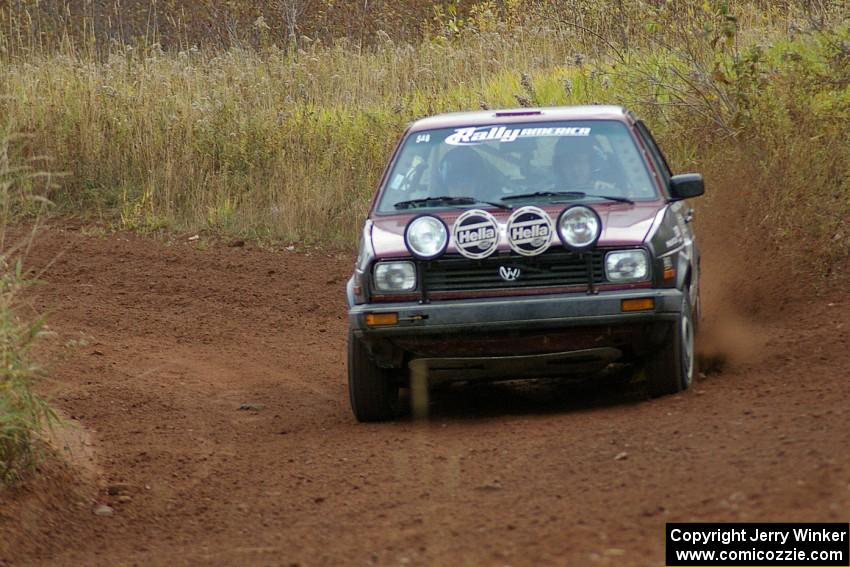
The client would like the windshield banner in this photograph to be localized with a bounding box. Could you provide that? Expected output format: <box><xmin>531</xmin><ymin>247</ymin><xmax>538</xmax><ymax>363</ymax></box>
<box><xmin>444</xmin><ymin>126</ymin><xmax>591</xmax><ymax>146</ymax></box>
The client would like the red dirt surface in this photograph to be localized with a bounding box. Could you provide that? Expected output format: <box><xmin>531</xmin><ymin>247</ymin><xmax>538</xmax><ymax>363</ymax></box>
<box><xmin>1</xmin><ymin>221</ymin><xmax>848</xmax><ymax>566</ymax></box>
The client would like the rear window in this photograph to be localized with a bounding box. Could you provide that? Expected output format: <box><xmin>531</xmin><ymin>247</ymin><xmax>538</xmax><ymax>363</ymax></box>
<box><xmin>376</xmin><ymin>120</ymin><xmax>658</xmax><ymax>213</ymax></box>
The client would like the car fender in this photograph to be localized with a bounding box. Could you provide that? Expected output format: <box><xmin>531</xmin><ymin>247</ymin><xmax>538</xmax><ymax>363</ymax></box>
<box><xmin>346</xmin><ymin>276</ymin><xmax>358</xmax><ymax>309</ymax></box>
<box><xmin>646</xmin><ymin>204</ymin><xmax>696</xmax><ymax>292</ymax></box>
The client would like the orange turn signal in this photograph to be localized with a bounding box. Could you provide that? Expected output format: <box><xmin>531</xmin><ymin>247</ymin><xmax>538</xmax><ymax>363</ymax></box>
<box><xmin>663</xmin><ymin>267</ymin><xmax>676</xmax><ymax>280</ymax></box>
<box><xmin>366</xmin><ymin>313</ymin><xmax>399</xmax><ymax>326</ymax></box>
<box><xmin>622</xmin><ymin>298</ymin><xmax>655</xmax><ymax>312</ymax></box>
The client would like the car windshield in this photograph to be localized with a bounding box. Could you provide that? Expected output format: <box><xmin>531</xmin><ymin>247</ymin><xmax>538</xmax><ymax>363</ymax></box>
<box><xmin>376</xmin><ymin>119</ymin><xmax>658</xmax><ymax>212</ymax></box>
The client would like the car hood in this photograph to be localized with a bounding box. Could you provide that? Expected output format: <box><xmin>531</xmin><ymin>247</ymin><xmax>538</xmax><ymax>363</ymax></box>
<box><xmin>369</xmin><ymin>202</ymin><xmax>662</xmax><ymax>258</ymax></box>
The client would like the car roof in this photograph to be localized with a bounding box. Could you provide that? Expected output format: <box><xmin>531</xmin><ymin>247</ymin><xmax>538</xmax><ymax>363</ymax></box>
<box><xmin>407</xmin><ymin>105</ymin><xmax>633</xmax><ymax>133</ymax></box>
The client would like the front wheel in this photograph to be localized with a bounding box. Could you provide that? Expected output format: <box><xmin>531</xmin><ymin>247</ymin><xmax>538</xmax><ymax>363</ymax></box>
<box><xmin>645</xmin><ymin>291</ymin><xmax>696</xmax><ymax>397</ymax></box>
<box><xmin>348</xmin><ymin>330</ymin><xmax>400</xmax><ymax>422</ymax></box>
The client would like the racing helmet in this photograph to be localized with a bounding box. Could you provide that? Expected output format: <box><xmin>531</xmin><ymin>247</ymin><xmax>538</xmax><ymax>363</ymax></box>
<box><xmin>552</xmin><ymin>135</ymin><xmax>598</xmax><ymax>186</ymax></box>
<box><xmin>437</xmin><ymin>147</ymin><xmax>488</xmax><ymax>197</ymax></box>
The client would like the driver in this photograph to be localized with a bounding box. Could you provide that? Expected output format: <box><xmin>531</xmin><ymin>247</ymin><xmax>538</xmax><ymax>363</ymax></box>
<box><xmin>552</xmin><ymin>136</ymin><xmax>616</xmax><ymax>193</ymax></box>
<box><xmin>437</xmin><ymin>147</ymin><xmax>490</xmax><ymax>200</ymax></box>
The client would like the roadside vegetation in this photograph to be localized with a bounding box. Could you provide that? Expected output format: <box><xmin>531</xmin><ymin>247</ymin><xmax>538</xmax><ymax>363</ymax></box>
<box><xmin>0</xmin><ymin>1</ymin><xmax>847</xmax><ymax>272</ymax></box>
<box><xmin>0</xmin><ymin>128</ymin><xmax>56</xmax><ymax>486</ymax></box>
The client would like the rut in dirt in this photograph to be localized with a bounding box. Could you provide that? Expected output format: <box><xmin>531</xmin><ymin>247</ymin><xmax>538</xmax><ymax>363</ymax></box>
<box><xmin>0</xmin><ymin>222</ymin><xmax>848</xmax><ymax>567</ymax></box>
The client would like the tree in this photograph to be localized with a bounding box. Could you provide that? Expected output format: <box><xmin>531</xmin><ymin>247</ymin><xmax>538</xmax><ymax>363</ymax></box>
<box><xmin>275</xmin><ymin>0</ymin><xmax>313</xmax><ymax>51</ymax></box>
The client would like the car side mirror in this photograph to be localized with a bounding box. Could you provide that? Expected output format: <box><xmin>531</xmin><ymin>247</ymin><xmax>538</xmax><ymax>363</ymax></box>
<box><xmin>669</xmin><ymin>173</ymin><xmax>704</xmax><ymax>200</ymax></box>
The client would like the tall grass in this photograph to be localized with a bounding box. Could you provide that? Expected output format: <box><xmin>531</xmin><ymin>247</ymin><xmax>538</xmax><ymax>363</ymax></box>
<box><xmin>0</xmin><ymin>128</ymin><xmax>56</xmax><ymax>485</ymax></box>
<box><xmin>0</xmin><ymin>1</ymin><xmax>846</xmax><ymax>269</ymax></box>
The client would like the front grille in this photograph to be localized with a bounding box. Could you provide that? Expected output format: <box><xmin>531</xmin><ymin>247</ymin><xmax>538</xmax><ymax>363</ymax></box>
<box><xmin>421</xmin><ymin>250</ymin><xmax>605</xmax><ymax>293</ymax></box>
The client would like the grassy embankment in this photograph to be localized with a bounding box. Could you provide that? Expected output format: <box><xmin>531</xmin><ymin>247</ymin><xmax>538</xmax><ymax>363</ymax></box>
<box><xmin>0</xmin><ymin>1</ymin><xmax>847</xmax><ymax>272</ymax></box>
<box><xmin>0</xmin><ymin>129</ymin><xmax>55</xmax><ymax>486</ymax></box>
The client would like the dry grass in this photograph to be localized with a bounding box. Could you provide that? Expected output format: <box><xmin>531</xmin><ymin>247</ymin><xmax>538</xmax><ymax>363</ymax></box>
<box><xmin>0</xmin><ymin>1</ymin><xmax>846</xmax><ymax>271</ymax></box>
<box><xmin>0</xmin><ymin>129</ymin><xmax>56</xmax><ymax>486</ymax></box>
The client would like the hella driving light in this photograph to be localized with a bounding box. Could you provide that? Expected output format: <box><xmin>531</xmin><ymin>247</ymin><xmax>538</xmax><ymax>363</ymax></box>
<box><xmin>373</xmin><ymin>261</ymin><xmax>416</xmax><ymax>292</ymax></box>
<box><xmin>453</xmin><ymin>209</ymin><xmax>500</xmax><ymax>259</ymax></box>
<box><xmin>404</xmin><ymin>215</ymin><xmax>449</xmax><ymax>260</ymax></box>
<box><xmin>557</xmin><ymin>206</ymin><xmax>601</xmax><ymax>251</ymax></box>
<box><xmin>605</xmin><ymin>250</ymin><xmax>650</xmax><ymax>282</ymax></box>
<box><xmin>505</xmin><ymin>206</ymin><xmax>553</xmax><ymax>256</ymax></box>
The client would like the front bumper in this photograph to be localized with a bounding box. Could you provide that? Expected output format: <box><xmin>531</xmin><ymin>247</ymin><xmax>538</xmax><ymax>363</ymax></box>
<box><xmin>349</xmin><ymin>288</ymin><xmax>684</xmax><ymax>336</ymax></box>
<box><xmin>349</xmin><ymin>288</ymin><xmax>684</xmax><ymax>378</ymax></box>
<box><xmin>348</xmin><ymin>288</ymin><xmax>684</xmax><ymax>374</ymax></box>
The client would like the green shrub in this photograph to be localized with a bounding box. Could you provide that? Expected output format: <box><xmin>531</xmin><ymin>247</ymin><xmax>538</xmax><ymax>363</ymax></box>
<box><xmin>0</xmin><ymin>130</ymin><xmax>56</xmax><ymax>486</ymax></box>
<box><xmin>0</xmin><ymin>2</ymin><xmax>846</xmax><ymax>268</ymax></box>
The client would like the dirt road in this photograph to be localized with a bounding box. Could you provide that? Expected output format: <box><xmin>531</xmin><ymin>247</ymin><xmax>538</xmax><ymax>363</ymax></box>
<box><xmin>1</xmin><ymin>222</ymin><xmax>849</xmax><ymax>566</ymax></box>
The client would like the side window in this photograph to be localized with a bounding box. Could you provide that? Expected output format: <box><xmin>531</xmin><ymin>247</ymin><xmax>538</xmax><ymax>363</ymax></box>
<box><xmin>635</xmin><ymin>121</ymin><xmax>672</xmax><ymax>185</ymax></box>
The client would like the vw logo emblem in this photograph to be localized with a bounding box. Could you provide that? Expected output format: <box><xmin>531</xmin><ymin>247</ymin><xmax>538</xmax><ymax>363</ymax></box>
<box><xmin>499</xmin><ymin>266</ymin><xmax>521</xmax><ymax>282</ymax></box>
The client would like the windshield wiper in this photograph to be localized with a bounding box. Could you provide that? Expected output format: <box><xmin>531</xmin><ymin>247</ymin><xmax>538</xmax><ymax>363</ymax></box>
<box><xmin>393</xmin><ymin>196</ymin><xmax>512</xmax><ymax>210</ymax></box>
<box><xmin>502</xmin><ymin>190</ymin><xmax>585</xmax><ymax>202</ymax></box>
<box><xmin>501</xmin><ymin>190</ymin><xmax>634</xmax><ymax>205</ymax></box>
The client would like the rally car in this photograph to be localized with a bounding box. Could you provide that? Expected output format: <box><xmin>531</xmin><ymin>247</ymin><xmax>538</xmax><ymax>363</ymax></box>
<box><xmin>346</xmin><ymin>105</ymin><xmax>704</xmax><ymax>421</ymax></box>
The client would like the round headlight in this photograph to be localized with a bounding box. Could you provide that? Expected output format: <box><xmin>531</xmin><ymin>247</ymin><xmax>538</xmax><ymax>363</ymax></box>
<box><xmin>557</xmin><ymin>206</ymin><xmax>602</xmax><ymax>251</ymax></box>
<box><xmin>404</xmin><ymin>215</ymin><xmax>448</xmax><ymax>260</ymax></box>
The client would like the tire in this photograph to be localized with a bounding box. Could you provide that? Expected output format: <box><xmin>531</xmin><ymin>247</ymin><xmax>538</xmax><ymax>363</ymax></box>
<box><xmin>645</xmin><ymin>290</ymin><xmax>696</xmax><ymax>397</ymax></box>
<box><xmin>691</xmin><ymin>276</ymin><xmax>702</xmax><ymax>335</ymax></box>
<box><xmin>348</xmin><ymin>329</ymin><xmax>400</xmax><ymax>422</ymax></box>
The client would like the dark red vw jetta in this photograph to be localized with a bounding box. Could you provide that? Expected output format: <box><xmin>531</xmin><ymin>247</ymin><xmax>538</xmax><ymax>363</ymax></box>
<box><xmin>346</xmin><ymin>105</ymin><xmax>705</xmax><ymax>421</ymax></box>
